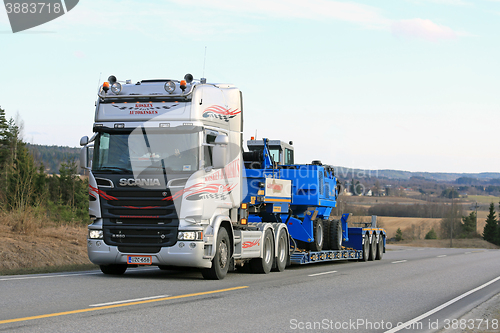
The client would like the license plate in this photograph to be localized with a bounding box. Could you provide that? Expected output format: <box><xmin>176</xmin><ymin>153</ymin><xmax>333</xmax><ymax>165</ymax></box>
<box><xmin>127</xmin><ymin>255</ymin><xmax>152</xmax><ymax>265</ymax></box>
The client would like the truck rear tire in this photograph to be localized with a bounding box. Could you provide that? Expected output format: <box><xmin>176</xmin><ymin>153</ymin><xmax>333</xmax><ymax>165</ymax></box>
<box><xmin>201</xmin><ymin>227</ymin><xmax>230</xmax><ymax>280</ymax></box>
<box><xmin>368</xmin><ymin>233</ymin><xmax>376</xmax><ymax>261</ymax></box>
<box><xmin>250</xmin><ymin>229</ymin><xmax>274</xmax><ymax>274</ymax></box>
<box><xmin>273</xmin><ymin>228</ymin><xmax>288</xmax><ymax>272</ymax></box>
<box><xmin>359</xmin><ymin>233</ymin><xmax>369</xmax><ymax>262</ymax></box>
<box><xmin>100</xmin><ymin>264</ymin><xmax>127</xmax><ymax>275</ymax></box>
<box><xmin>322</xmin><ymin>220</ymin><xmax>331</xmax><ymax>250</ymax></box>
<box><xmin>309</xmin><ymin>220</ymin><xmax>324</xmax><ymax>252</ymax></box>
<box><xmin>375</xmin><ymin>235</ymin><xmax>384</xmax><ymax>260</ymax></box>
<box><xmin>329</xmin><ymin>219</ymin><xmax>342</xmax><ymax>250</ymax></box>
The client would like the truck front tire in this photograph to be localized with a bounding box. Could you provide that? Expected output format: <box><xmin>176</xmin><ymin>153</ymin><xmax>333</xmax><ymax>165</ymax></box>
<box><xmin>202</xmin><ymin>227</ymin><xmax>230</xmax><ymax>280</ymax></box>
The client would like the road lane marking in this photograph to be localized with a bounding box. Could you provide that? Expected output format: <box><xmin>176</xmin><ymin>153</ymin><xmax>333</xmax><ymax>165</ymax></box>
<box><xmin>308</xmin><ymin>271</ymin><xmax>337</xmax><ymax>277</ymax></box>
<box><xmin>391</xmin><ymin>260</ymin><xmax>407</xmax><ymax>264</ymax></box>
<box><xmin>0</xmin><ymin>286</ymin><xmax>248</xmax><ymax>325</ymax></box>
<box><xmin>384</xmin><ymin>275</ymin><xmax>500</xmax><ymax>333</ymax></box>
<box><xmin>0</xmin><ymin>268</ymin><xmax>158</xmax><ymax>282</ymax></box>
<box><xmin>0</xmin><ymin>272</ymin><xmax>101</xmax><ymax>281</ymax></box>
<box><xmin>465</xmin><ymin>252</ymin><xmax>471</xmax><ymax>254</ymax></box>
<box><xmin>90</xmin><ymin>295</ymin><xmax>170</xmax><ymax>307</ymax></box>
<box><xmin>437</xmin><ymin>255</ymin><xmax>447</xmax><ymax>258</ymax></box>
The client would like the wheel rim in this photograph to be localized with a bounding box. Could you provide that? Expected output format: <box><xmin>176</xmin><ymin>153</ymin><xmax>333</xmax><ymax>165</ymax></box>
<box><xmin>317</xmin><ymin>223</ymin><xmax>323</xmax><ymax>246</ymax></box>
<box><xmin>219</xmin><ymin>239</ymin><xmax>228</xmax><ymax>268</ymax></box>
<box><xmin>278</xmin><ymin>234</ymin><xmax>286</xmax><ymax>263</ymax></box>
<box><xmin>264</xmin><ymin>236</ymin><xmax>272</xmax><ymax>264</ymax></box>
<box><xmin>337</xmin><ymin>224</ymin><xmax>342</xmax><ymax>248</ymax></box>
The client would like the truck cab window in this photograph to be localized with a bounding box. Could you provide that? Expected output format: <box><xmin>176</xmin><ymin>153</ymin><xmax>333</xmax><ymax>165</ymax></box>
<box><xmin>203</xmin><ymin>131</ymin><xmax>218</xmax><ymax>167</ymax></box>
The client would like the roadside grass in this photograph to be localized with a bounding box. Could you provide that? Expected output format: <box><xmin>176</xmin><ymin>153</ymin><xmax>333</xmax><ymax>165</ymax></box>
<box><xmin>0</xmin><ymin>263</ymin><xmax>99</xmax><ymax>276</ymax></box>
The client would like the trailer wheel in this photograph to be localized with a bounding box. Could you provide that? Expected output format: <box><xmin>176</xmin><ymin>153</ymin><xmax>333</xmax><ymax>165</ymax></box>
<box><xmin>251</xmin><ymin>229</ymin><xmax>274</xmax><ymax>274</ymax></box>
<box><xmin>100</xmin><ymin>264</ymin><xmax>127</xmax><ymax>275</ymax></box>
<box><xmin>322</xmin><ymin>220</ymin><xmax>331</xmax><ymax>250</ymax></box>
<box><xmin>309</xmin><ymin>219</ymin><xmax>324</xmax><ymax>252</ymax></box>
<box><xmin>329</xmin><ymin>219</ymin><xmax>343</xmax><ymax>250</ymax></box>
<box><xmin>359</xmin><ymin>233</ymin><xmax>369</xmax><ymax>262</ymax></box>
<box><xmin>376</xmin><ymin>235</ymin><xmax>384</xmax><ymax>260</ymax></box>
<box><xmin>273</xmin><ymin>228</ymin><xmax>288</xmax><ymax>272</ymax></box>
<box><xmin>368</xmin><ymin>233</ymin><xmax>377</xmax><ymax>261</ymax></box>
<box><xmin>202</xmin><ymin>227</ymin><xmax>230</xmax><ymax>280</ymax></box>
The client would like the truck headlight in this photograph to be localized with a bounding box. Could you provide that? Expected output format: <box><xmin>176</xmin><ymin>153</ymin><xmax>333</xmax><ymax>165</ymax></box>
<box><xmin>178</xmin><ymin>231</ymin><xmax>203</xmax><ymax>241</ymax></box>
<box><xmin>89</xmin><ymin>230</ymin><xmax>103</xmax><ymax>239</ymax></box>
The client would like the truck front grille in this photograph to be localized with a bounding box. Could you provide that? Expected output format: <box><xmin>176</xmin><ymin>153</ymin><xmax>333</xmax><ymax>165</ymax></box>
<box><xmin>100</xmin><ymin>188</ymin><xmax>179</xmax><ymax>248</ymax></box>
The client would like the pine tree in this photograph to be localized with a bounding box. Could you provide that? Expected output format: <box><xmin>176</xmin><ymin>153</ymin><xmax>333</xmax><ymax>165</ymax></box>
<box><xmin>461</xmin><ymin>211</ymin><xmax>476</xmax><ymax>238</ymax></box>
<box><xmin>395</xmin><ymin>228</ymin><xmax>403</xmax><ymax>241</ymax></box>
<box><xmin>483</xmin><ymin>203</ymin><xmax>497</xmax><ymax>244</ymax></box>
<box><xmin>0</xmin><ymin>107</ymin><xmax>9</xmax><ymax>166</ymax></box>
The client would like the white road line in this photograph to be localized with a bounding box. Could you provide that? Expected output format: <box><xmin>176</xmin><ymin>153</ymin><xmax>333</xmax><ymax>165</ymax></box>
<box><xmin>391</xmin><ymin>260</ymin><xmax>407</xmax><ymax>264</ymax></box>
<box><xmin>0</xmin><ymin>272</ymin><xmax>101</xmax><ymax>281</ymax></box>
<box><xmin>308</xmin><ymin>271</ymin><xmax>337</xmax><ymax>277</ymax></box>
<box><xmin>384</xmin><ymin>275</ymin><xmax>500</xmax><ymax>333</ymax></box>
<box><xmin>437</xmin><ymin>255</ymin><xmax>447</xmax><ymax>258</ymax></box>
<box><xmin>0</xmin><ymin>267</ymin><xmax>158</xmax><ymax>282</ymax></box>
<box><xmin>465</xmin><ymin>252</ymin><xmax>471</xmax><ymax>254</ymax></box>
<box><xmin>90</xmin><ymin>295</ymin><xmax>170</xmax><ymax>307</ymax></box>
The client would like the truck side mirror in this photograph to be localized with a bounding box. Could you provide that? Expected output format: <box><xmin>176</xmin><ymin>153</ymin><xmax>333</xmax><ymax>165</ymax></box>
<box><xmin>212</xmin><ymin>134</ymin><xmax>228</xmax><ymax>169</ymax></box>
<box><xmin>80</xmin><ymin>146</ymin><xmax>88</xmax><ymax>171</ymax></box>
<box><xmin>80</xmin><ymin>136</ymin><xmax>89</xmax><ymax>146</ymax></box>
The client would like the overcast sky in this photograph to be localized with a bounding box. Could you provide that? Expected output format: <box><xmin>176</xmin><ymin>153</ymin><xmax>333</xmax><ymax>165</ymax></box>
<box><xmin>1</xmin><ymin>0</ymin><xmax>499</xmax><ymax>173</ymax></box>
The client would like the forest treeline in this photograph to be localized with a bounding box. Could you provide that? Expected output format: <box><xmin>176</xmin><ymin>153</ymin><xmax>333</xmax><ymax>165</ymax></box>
<box><xmin>0</xmin><ymin>107</ymin><xmax>88</xmax><ymax>227</ymax></box>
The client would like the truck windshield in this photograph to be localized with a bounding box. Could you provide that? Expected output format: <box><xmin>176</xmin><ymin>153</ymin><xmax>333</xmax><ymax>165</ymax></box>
<box><xmin>93</xmin><ymin>127</ymin><xmax>200</xmax><ymax>174</ymax></box>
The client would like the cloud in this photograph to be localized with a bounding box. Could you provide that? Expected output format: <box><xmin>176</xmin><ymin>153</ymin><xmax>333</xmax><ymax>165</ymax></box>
<box><xmin>169</xmin><ymin>0</ymin><xmax>389</xmax><ymax>28</ymax></box>
<box><xmin>391</xmin><ymin>18</ymin><xmax>457</xmax><ymax>41</ymax></box>
<box><xmin>407</xmin><ymin>0</ymin><xmax>471</xmax><ymax>5</ymax></box>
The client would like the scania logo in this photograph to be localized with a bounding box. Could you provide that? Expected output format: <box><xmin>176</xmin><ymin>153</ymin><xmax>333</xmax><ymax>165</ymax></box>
<box><xmin>112</xmin><ymin>234</ymin><xmax>126</xmax><ymax>238</ymax></box>
<box><xmin>119</xmin><ymin>178</ymin><xmax>161</xmax><ymax>186</ymax></box>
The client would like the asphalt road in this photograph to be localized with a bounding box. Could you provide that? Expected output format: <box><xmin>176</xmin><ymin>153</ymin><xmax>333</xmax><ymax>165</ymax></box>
<box><xmin>1</xmin><ymin>245</ymin><xmax>499</xmax><ymax>333</ymax></box>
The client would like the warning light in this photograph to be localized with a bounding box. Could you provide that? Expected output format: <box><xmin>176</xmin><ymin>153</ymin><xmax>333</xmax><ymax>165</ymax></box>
<box><xmin>241</xmin><ymin>203</ymin><xmax>248</xmax><ymax>209</ymax></box>
<box><xmin>251</xmin><ymin>136</ymin><xmax>255</xmax><ymax>140</ymax></box>
<box><xmin>240</xmin><ymin>218</ymin><xmax>248</xmax><ymax>225</ymax></box>
<box><xmin>102</xmin><ymin>82</ymin><xmax>110</xmax><ymax>93</ymax></box>
<box><xmin>180</xmin><ymin>80</ymin><xmax>187</xmax><ymax>92</ymax></box>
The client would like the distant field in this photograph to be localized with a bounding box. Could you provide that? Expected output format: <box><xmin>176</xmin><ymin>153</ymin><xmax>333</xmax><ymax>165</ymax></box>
<box><xmin>466</xmin><ymin>195</ymin><xmax>500</xmax><ymax>204</ymax></box>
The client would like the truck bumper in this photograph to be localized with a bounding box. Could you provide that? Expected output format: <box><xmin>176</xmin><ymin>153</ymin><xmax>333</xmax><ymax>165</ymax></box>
<box><xmin>87</xmin><ymin>239</ymin><xmax>212</xmax><ymax>269</ymax></box>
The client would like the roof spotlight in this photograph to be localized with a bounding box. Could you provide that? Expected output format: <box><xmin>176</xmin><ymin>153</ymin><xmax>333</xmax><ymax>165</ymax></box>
<box><xmin>108</xmin><ymin>75</ymin><xmax>117</xmax><ymax>84</ymax></box>
<box><xmin>184</xmin><ymin>73</ymin><xmax>194</xmax><ymax>84</ymax></box>
<box><xmin>164</xmin><ymin>81</ymin><xmax>176</xmax><ymax>94</ymax></box>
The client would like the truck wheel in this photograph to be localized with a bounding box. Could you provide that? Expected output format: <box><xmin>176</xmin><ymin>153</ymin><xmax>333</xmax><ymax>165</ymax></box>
<box><xmin>359</xmin><ymin>233</ymin><xmax>369</xmax><ymax>262</ymax></box>
<box><xmin>375</xmin><ymin>235</ymin><xmax>384</xmax><ymax>260</ymax></box>
<box><xmin>322</xmin><ymin>220</ymin><xmax>331</xmax><ymax>250</ymax></box>
<box><xmin>273</xmin><ymin>228</ymin><xmax>288</xmax><ymax>272</ymax></box>
<box><xmin>329</xmin><ymin>219</ymin><xmax>342</xmax><ymax>250</ymax></box>
<box><xmin>368</xmin><ymin>233</ymin><xmax>376</xmax><ymax>261</ymax></box>
<box><xmin>309</xmin><ymin>220</ymin><xmax>324</xmax><ymax>252</ymax></box>
<box><xmin>202</xmin><ymin>227</ymin><xmax>230</xmax><ymax>280</ymax></box>
<box><xmin>100</xmin><ymin>264</ymin><xmax>127</xmax><ymax>275</ymax></box>
<box><xmin>250</xmin><ymin>229</ymin><xmax>274</xmax><ymax>274</ymax></box>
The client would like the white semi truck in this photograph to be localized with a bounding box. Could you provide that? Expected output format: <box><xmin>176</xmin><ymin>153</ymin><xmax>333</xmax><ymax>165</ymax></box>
<box><xmin>81</xmin><ymin>74</ymin><xmax>385</xmax><ymax>280</ymax></box>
